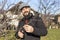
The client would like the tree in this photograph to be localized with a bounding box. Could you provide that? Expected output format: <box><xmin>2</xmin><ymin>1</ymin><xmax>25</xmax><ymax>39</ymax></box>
<box><xmin>0</xmin><ymin>0</ymin><xmax>7</xmax><ymax>10</ymax></box>
<box><xmin>38</xmin><ymin>0</ymin><xmax>60</xmax><ymax>27</ymax></box>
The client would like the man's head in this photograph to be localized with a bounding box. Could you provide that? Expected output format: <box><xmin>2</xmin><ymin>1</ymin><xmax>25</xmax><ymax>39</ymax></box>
<box><xmin>21</xmin><ymin>6</ymin><xmax>30</xmax><ymax>16</ymax></box>
<box><xmin>19</xmin><ymin>3</ymin><xmax>31</xmax><ymax>16</ymax></box>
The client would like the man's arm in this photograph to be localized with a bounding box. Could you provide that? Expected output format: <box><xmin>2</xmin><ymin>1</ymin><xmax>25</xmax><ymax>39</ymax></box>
<box><xmin>15</xmin><ymin>21</ymin><xmax>24</xmax><ymax>39</ymax></box>
<box><xmin>28</xmin><ymin>17</ymin><xmax>48</xmax><ymax>36</ymax></box>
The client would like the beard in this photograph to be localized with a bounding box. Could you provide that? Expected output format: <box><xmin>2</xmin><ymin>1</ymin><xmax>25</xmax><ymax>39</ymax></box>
<box><xmin>23</xmin><ymin>13</ymin><xmax>33</xmax><ymax>20</ymax></box>
<box><xmin>23</xmin><ymin>13</ymin><xmax>29</xmax><ymax>16</ymax></box>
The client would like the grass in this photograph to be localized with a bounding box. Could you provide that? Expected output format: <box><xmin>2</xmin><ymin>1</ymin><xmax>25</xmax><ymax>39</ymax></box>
<box><xmin>0</xmin><ymin>29</ymin><xmax>60</xmax><ymax>40</ymax></box>
<box><xmin>41</xmin><ymin>29</ymin><xmax>60</xmax><ymax>40</ymax></box>
<box><xmin>0</xmin><ymin>30</ymin><xmax>17</xmax><ymax>40</ymax></box>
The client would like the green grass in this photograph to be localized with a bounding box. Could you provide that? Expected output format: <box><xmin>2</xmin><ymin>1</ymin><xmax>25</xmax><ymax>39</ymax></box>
<box><xmin>0</xmin><ymin>29</ymin><xmax>60</xmax><ymax>40</ymax></box>
<box><xmin>41</xmin><ymin>29</ymin><xmax>60</xmax><ymax>40</ymax></box>
<box><xmin>0</xmin><ymin>30</ymin><xmax>17</xmax><ymax>40</ymax></box>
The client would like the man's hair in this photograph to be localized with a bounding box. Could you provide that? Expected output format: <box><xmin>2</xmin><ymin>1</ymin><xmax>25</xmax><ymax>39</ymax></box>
<box><xmin>21</xmin><ymin>6</ymin><xmax>30</xmax><ymax>10</ymax></box>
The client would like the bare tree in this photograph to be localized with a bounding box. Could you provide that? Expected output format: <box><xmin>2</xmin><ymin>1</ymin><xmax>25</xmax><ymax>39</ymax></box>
<box><xmin>21</xmin><ymin>0</ymin><xmax>31</xmax><ymax>4</ymax></box>
<box><xmin>26</xmin><ymin>0</ymin><xmax>31</xmax><ymax>4</ymax></box>
<box><xmin>0</xmin><ymin>0</ymin><xmax>7</xmax><ymax>10</ymax></box>
<box><xmin>6</xmin><ymin>3</ymin><xmax>16</xmax><ymax>10</ymax></box>
<box><xmin>38</xmin><ymin>0</ymin><xmax>56</xmax><ymax>14</ymax></box>
<box><xmin>38</xmin><ymin>0</ymin><xmax>60</xmax><ymax>27</ymax></box>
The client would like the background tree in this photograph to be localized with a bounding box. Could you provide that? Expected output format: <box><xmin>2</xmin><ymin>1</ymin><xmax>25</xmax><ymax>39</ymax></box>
<box><xmin>38</xmin><ymin>0</ymin><xmax>60</xmax><ymax>27</ymax></box>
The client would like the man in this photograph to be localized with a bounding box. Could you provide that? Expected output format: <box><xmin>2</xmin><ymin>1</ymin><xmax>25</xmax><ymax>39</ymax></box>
<box><xmin>15</xmin><ymin>3</ymin><xmax>47</xmax><ymax>40</ymax></box>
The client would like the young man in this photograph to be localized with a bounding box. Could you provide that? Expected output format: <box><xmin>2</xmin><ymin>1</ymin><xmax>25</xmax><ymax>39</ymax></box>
<box><xmin>15</xmin><ymin>3</ymin><xmax>47</xmax><ymax>40</ymax></box>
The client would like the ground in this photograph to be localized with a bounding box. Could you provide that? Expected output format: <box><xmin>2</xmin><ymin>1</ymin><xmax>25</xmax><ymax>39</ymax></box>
<box><xmin>0</xmin><ymin>29</ymin><xmax>60</xmax><ymax>40</ymax></box>
<box><xmin>41</xmin><ymin>29</ymin><xmax>60</xmax><ymax>40</ymax></box>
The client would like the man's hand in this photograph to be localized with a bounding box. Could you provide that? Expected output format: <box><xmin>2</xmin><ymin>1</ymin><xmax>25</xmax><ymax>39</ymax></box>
<box><xmin>23</xmin><ymin>25</ymin><xmax>34</xmax><ymax>33</ymax></box>
<box><xmin>18</xmin><ymin>31</ymin><xmax>24</xmax><ymax>38</ymax></box>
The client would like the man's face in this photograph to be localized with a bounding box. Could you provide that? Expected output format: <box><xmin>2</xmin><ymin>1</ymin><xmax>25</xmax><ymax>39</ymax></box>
<box><xmin>21</xmin><ymin>7</ymin><xmax>30</xmax><ymax>16</ymax></box>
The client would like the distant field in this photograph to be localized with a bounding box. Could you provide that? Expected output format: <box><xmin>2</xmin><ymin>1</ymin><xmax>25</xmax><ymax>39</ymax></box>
<box><xmin>0</xmin><ymin>29</ymin><xmax>60</xmax><ymax>40</ymax></box>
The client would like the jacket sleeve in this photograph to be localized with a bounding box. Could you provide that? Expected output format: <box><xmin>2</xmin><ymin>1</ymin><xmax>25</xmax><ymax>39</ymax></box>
<box><xmin>28</xmin><ymin>17</ymin><xmax>47</xmax><ymax>36</ymax></box>
<box><xmin>15</xmin><ymin>21</ymin><xmax>24</xmax><ymax>39</ymax></box>
<box><xmin>15</xmin><ymin>21</ymin><xmax>21</xmax><ymax>39</ymax></box>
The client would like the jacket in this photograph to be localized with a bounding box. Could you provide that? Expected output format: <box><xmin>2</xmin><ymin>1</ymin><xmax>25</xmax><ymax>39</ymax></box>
<box><xmin>15</xmin><ymin>14</ymin><xmax>47</xmax><ymax>40</ymax></box>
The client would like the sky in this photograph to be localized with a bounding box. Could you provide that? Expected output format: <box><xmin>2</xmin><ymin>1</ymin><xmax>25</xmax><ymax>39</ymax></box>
<box><xmin>0</xmin><ymin>0</ymin><xmax>60</xmax><ymax>14</ymax></box>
